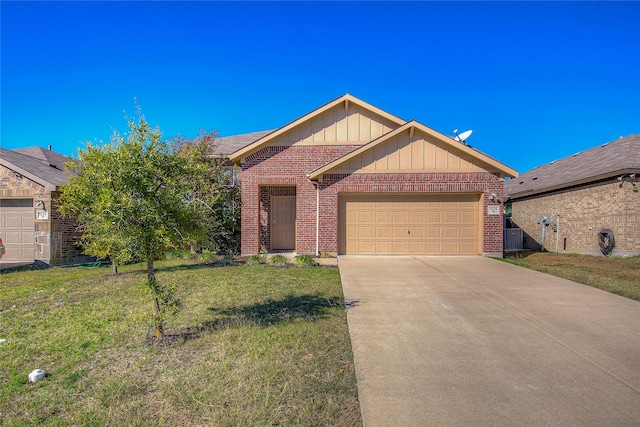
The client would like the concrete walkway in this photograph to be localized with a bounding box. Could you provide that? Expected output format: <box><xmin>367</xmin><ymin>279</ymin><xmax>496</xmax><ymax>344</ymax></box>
<box><xmin>338</xmin><ymin>256</ymin><xmax>640</xmax><ymax>426</ymax></box>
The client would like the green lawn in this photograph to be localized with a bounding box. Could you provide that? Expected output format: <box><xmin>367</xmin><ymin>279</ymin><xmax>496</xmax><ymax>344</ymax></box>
<box><xmin>0</xmin><ymin>261</ymin><xmax>361</xmax><ymax>426</ymax></box>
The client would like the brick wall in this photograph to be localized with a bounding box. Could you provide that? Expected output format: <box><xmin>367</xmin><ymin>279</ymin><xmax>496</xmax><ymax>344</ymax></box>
<box><xmin>241</xmin><ymin>145</ymin><xmax>357</xmax><ymax>255</ymax></box>
<box><xmin>509</xmin><ymin>178</ymin><xmax>640</xmax><ymax>256</ymax></box>
<box><xmin>50</xmin><ymin>192</ymin><xmax>89</xmax><ymax>265</ymax></box>
<box><xmin>241</xmin><ymin>146</ymin><xmax>506</xmax><ymax>256</ymax></box>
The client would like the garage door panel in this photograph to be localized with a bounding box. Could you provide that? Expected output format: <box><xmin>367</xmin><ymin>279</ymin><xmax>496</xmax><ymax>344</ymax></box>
<box><xmin>4</xmin><ymin>231</ymin><xmax>23</xmax><ymax>244</ymax></box>
<box><xmin>366</xmin><ymin>241</ymin><xmax>391</xmax><ymax>254</ymax></box>
<box><xmin>460</xmin><ymin>241</ymin><xmax>477</xmax><ymax>254</ymax></box>
<box><xmin>443</xmin><ymin>242</ymin><xmax>461</xmax><ymax>254</ymax></box>
<box><xmin>410</xmin><ymin>227</ymin><xmax>424</xmax><ymax>238</ymax></box>
<box><xmin>443</xmin><ymin>212</ymin><xmax>460</xmax><ymax>223</ymax></box>
<box><xmin>409</xmin><ymin>212</ymin><xmax>425</xmax><ymax>223</ymax></box>
<box><xmin>5</xmin><ymin>217</ymin><xmax>23</xmax><ymax>228</ymax></box>
<box><xmin>426</xmin><ymin>241</ymin><xmax>442</xmax><ymax>253</ymax></box>
<box><xmin>375</xmin><ymin>227</ymin><xmax>390</xmax><ymax>238</ymax></box>
<box><xmin>460</xmin><ymin>212</ymin><xmax>476</xmax><ymax>224</ymax></box>
<box><xmin>359</xmin><ymin>212</ymin><xmax>374</xmax><ymax>223</ymax></box>
<box><xmin>460</xmin><ymin>227</ymin><xmax>476</xmax><ymax>238</ymax></box>
<box><xmin>392</xmin><ymin>211</ymin><xmax>407</xmax><ymax>222</ymax></box>
<box><xmin>427</xmin><ymin>227</ymin><xmax>441</xmax><ymax>238</ymax></box>
<box><xmin>409</xmin><ymin>241</ymin><xmax>425</xmax><ymax>253</ymax></box>
<box><xmin>392</xmin><ymin>227</ymin><xmax>406</xmax><ymax>238</ymax></box>
<box><xmin>375</xmin><ymin>211</ymin><xmax>390</xmax><ymax>222</ymax></box>
<box><xmin>1</xmin><ymin>199</ymin><xmax>35</xmax><ymax>262</ymax></box>
<box><xmin>443</xmin><ymin>227</ymin><xmax>459</xmax><ymax>238</ymax></box>
<box><xmin>391</xmin><ymin>241</ymin><xmax>406</xmax><ymax>253</ymax></box>
<box><xmin>359</xmin><ymin>226</ymin><xmax>374</xmax><ymax>238</ymax></box>
<box><xmin>341</xmin><ymin>195</ymin><xmax>479</xmax><ymax>255</ymax></box>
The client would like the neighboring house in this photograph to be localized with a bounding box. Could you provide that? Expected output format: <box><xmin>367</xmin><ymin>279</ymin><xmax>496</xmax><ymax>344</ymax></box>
<box><xmin>0</xmin><ymin>147</ymin><xmax>89</xmax><ymax>265</ymax></box>
<box><xmin>504</xmin><ymin>134</ymin><xmax>640</xmax><ymax>256</ymax></box>
<box><xmin>214</xmin><ymin>130</ymin><xmax>276</xmax><ymax>158</ymax></box>
<box><xmin>229</xmin><ymin>94</ymin><xmax>517</xmax><ymax>257</ymax></box>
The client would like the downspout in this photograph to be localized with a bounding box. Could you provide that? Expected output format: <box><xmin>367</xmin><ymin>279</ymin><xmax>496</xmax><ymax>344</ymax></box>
<box><xmin>311</xmin><ymin>181</ymin><xmax>320</xmax><ymax>256</ymax></box>
<box><xmin>555</xmin><ymin>213</ymin><xmax>560</xmax><ymax>253</ymax></box>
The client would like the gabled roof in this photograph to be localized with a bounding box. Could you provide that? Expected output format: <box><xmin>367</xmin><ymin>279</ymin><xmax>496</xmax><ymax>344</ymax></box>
<box><xmin>308</xmin><ymin>120</ymin><xmax>518</xmax><ymax>180</ymax></box>
<box><xmin>229</xmin><ymin>94</ymin><xmax>406</xmax><ymax>164</ymax></box>
<box><xmin>0</xmin><ymin>147</ymin><xmax>72</xmax><ymax>191</ymax></box>
<box><xmin>13</xmin><ymin>147</ymin><xmax>72</xmax><ymax>167</ymax></box>
<box><xmin>214</xmin><ymin>129</ymin><xmax>276</xmax><ymax>157</ymax></box>
<box><xmin>505</xmin><ymin>134</ymin><xmax>640</xmax><ymax>199</ymax></box>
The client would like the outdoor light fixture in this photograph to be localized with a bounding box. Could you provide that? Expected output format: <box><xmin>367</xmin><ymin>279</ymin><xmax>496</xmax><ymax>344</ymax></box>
<box><xmin>36</xmin><ymin>200</ymin><xmax>45</xmax><ymax>209</ymax></box>
<box><xmin>618</xmin><ymin>173</ymin><xmax>639</xmax><ymax>189</ymax></box>
<box><xmin>489</xmin><ymin>193</ymin><xmax>498</xmax><ymax>202</ymax></box>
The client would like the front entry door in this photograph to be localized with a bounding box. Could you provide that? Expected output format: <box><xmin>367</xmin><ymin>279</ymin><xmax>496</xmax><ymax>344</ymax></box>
<box><xmin>271</xmin><ymin>196</ymin><xmax>296</xmax><ymax>250</ymax></box>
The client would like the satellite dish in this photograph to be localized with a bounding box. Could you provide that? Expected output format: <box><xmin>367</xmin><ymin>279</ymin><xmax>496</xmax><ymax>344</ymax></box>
<box><xmin>453</xmin><ymin>129</ymin><xmax>473</xmax><ymax>143</ymax></box>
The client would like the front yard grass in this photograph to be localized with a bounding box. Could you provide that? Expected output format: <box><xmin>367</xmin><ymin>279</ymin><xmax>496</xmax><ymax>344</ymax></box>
<box><xmin>0</xmin><ymin>260</ymin><xmax>361</xmax><ymax>426</ymax></box>
<box><xmin>500</xmin><ymin>252</ymin><xmax>640</xmax><ymax>302</ymax></box>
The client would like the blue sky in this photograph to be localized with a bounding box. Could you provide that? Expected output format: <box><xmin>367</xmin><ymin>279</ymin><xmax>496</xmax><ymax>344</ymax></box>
<box><xmin>2</xmin><ymin>1</ymin><xmax>639</xmax><ymax>174</ymax></box>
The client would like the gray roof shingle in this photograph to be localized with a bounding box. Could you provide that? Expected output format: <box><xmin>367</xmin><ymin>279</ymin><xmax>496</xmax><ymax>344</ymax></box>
<box><xmin>0</xmin><ymin>147</ymin><xmax>72</xmax><ymax>189</ymax></box>
<box><xmin>505</xmin><ymin>134</ymin><xmax>640</xmax><ymax>199</ymax></box>
<box><xmin>214</xmin><ymin>130</ymin><xmax>275</xmax><ymax>156</ymax></box>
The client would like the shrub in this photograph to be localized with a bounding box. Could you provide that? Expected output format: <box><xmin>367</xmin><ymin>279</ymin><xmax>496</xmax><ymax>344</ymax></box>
<box><xmin>268</xmin><ymin>254</ymin><xmax>290</xmax><ymax>266</ymax></box>
<box><xmin>294</xmin><ymin>254</ymin><xmax>318</xmax><ymax>267</ymax></box>
<box><xmin>246</xmin><ymin>253</ymin><xmax>267</xmax><ymax>265</ymax></box>
<box><xmin>199</xmin><ymin>252</ymin><xmax>216</xmax><ymax>263</ymax></box>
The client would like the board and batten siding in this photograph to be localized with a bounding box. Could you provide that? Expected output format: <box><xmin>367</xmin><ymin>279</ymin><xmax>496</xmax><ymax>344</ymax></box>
<box><xmin>329</xmin><ymin>129</ymin><xmax>487</xmax><ymax>174</ymax></box>
<box><xmin>267</xmin><ymin>104</ymin><xmax>399</xmax><ymax>146</ymax></box>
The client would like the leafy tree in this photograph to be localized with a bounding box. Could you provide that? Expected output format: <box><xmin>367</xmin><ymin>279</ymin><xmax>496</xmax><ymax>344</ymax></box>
<box><xmin>60</xmin><ymin>110</ymin><xmax>205</xmax><ymax>338</ymax></box>
<box><xmin>171</xmin><ymin>130</ymin><xmax>241</xmax><ymax>254</ymax></box>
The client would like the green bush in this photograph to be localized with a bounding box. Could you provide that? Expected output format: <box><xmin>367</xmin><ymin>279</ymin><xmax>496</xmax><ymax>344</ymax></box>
<box><xmin>268</xmin><ymin>254</ymin><xmax>290</xmax><ymax>266</ymax></box>
<box><xmin>294</xmin><ymin>254</ymin><xmax>318</xmax><ymax>267</ymax></box>
<box><xmin>246</xmin><ymin>253</ymin><xmax>267</xmax><ymax>265</ymax></box>
<box><xmin>199</xmin><ymin>252</ymin><xmax>216</xmax><ymax>263</ymax></box>
<box><xmin>166</xmin><ymin>249</ymin><xmax>192</xmax><ymax>260</ymax></box>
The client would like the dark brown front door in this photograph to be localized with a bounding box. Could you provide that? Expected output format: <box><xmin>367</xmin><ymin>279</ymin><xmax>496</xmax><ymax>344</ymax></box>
<box><xmin>271</xmin><ymin>196</ymin><xmax>296</xmax><ymax>250</ymax></box>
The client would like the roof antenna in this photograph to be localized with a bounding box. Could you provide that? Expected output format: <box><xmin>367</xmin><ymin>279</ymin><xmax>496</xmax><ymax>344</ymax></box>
<box><xmin>453</xmin><ymin>129</ymin><xmax>473</xmax><ymax>145</ymax></box>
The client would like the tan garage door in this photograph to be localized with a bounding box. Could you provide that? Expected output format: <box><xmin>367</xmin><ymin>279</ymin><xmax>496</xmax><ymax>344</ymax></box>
<box><xmin>0</xmin><ymin>199</ymin><xmax>35</xmax><ymax>262</ymax></box>
<box><xmin>339</xmin><ymin>194</ymin><xmax>480</xmax><ymax>255</ymax></box>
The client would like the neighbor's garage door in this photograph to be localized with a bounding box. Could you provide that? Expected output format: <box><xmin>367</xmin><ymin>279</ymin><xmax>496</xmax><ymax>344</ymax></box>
<box><xmin>339</xmin><ymin>194</ymin><xmax>479</xmax><ymax>255</ymax></box>
<box><xmin>0</xmin><ymin>199</ymin><xmax>35</xmax><ymax>262</ymax></box>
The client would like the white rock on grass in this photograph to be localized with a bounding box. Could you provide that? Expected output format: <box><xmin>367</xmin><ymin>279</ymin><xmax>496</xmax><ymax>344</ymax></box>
<box><xmin>28</xmin><ymin>369</ymin><xmax>46</xmax><ymax>383</ymax></box>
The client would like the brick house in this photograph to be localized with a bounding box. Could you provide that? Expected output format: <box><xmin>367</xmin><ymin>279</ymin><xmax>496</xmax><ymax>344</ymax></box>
<box><xmin>229</xmin><ymin>94</ymin><xmax>517</xmax><ymax>257</ymax></box>
<box><xmin>0</xmin><ymin>147</ymin><xmax>88</xmax><ymax>265</ymax></box>
<box><xmin>504</xmin><ymin>134</ymin><xmax>640</xmax><ymax>256</ymax></box>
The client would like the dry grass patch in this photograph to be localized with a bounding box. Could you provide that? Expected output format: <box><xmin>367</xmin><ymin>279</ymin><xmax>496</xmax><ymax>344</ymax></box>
<box><xmin>500</xmin><ymin>252</ymin><xmax>640</xmax><ymax>301</ymax></box>
<box><xmin>0</xmin><ymin>260</ymin><xmax>361</xmax><ymax>426</ymax></box>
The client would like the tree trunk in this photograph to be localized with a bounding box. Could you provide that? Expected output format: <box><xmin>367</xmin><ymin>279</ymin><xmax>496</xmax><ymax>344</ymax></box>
<box><xmin>147</xmin><ymin>258</ymin><xmax>165</xmax><ymax>338</ymax></box>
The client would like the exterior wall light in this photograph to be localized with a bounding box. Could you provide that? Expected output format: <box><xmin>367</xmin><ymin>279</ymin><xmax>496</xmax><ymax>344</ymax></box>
<box><xmin>618</xmin><ymin>173</ymin><xmax>639</xmax><ymax>189</ymax></box>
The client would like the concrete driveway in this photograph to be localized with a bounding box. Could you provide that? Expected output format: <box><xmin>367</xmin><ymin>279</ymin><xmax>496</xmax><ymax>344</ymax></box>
<box><xmin>338</xmin><ymin>256</ymin><xmax>640</xmax><ymax>426</ymax></box>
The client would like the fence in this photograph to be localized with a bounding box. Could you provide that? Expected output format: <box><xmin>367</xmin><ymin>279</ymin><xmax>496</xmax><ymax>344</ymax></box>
<box><xmin>504</xmin><ymin>228</ymin><xmax>523</xmax><ymax>252</ymax></box>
